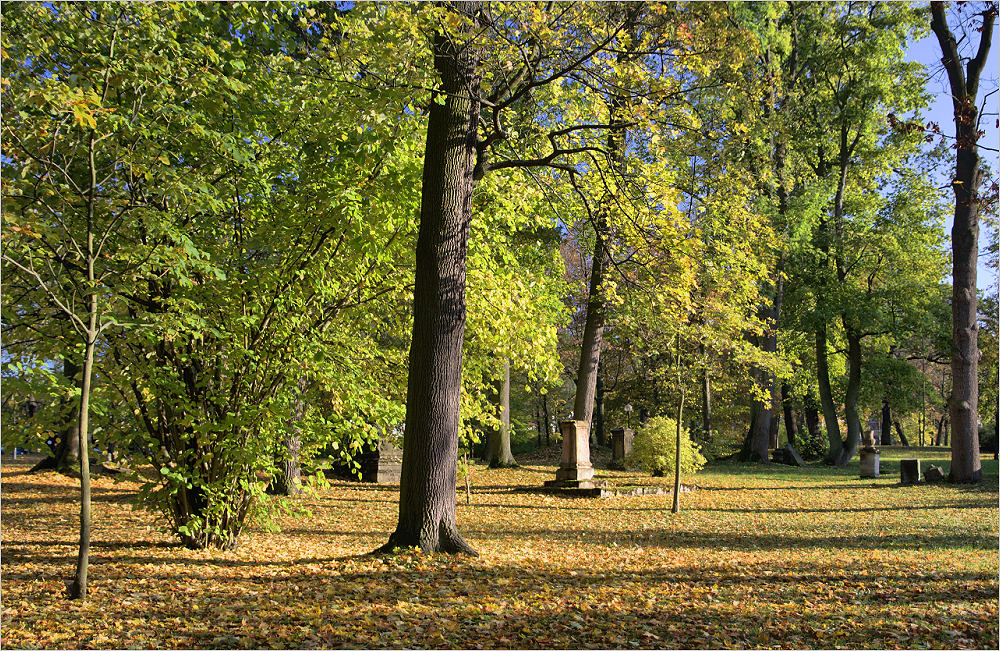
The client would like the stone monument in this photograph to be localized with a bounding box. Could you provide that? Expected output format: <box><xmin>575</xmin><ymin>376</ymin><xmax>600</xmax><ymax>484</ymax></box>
<box><xmin>544</xmin><ymin>420</ymin><xmax>595</xmax><ymax>488</ymax></box>
<box><xmin>859</xmin><ymin>429</ymin><xmax>880</xmax><ymax>478</ymax></box>
<box><xmin>900</xmin><ymin>458</ymin><xmax>921</xmax><ymax>485</ymax></box>
<box><xmin>609</xmin><ymin>427</ymin><xmax>634</xmax><ymax>469</ymax></box>
<box><xmin>360</xmin><ymin>435</ymin><xmax>402</xmax><ymax>484</ymax></box>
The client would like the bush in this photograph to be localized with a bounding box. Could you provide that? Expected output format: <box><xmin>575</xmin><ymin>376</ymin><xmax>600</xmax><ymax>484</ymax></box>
<box><xmin>626</xmin><ymin>416</ymin><xmax>706</xmax><ymax>475</ymax></box>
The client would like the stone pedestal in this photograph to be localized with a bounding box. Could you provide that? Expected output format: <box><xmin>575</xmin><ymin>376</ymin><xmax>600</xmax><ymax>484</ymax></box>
<box><xmin>609</xmin><ymin>427</ymin><xmax>634</xmax><ymax>469</ymax></box>
<box><xmin>859</xmin><ymin>447</ymin><xmax>879</xmax><ymax>478</ymax></box>
<box><xmin>360</xmin><ymin>436</ymin><xmax>402</xmax><ymax>483</ymax></box>
<box><xmin>900</xmin><ymin>458</ymin><xmax>921</xmax><ymax>485</ymax></box>
<box><xmin>545</xmin><ymin>420</ymin><xmax>594</xmax><ymax>487</ymax></box>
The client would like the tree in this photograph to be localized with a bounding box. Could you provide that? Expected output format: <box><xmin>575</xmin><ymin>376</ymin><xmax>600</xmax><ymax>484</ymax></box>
<box><xmin>376</xmin><ymin>1</ymin><xmax>732</xmax><ymax>553</ymax></box>
<box><xmin>930</xmin><ymin>0</ymin><xmax>997</xmax><ymax>483</ymax></box>
<box><xmin>2</xmin><ymin>2</ymin><xmax>169</xmax><ymax>599</ymax></box>
<box><xmin>776</xmin><ymin>2</ymin><xmax>942</xmax><ymax>465</ymax></box>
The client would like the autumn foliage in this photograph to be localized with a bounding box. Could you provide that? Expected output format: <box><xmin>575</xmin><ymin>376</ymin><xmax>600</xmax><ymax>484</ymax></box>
<box><xmin>2</xmin><ymin>447</ymin><xmax>997</xmax><ymax>649</ymax></box>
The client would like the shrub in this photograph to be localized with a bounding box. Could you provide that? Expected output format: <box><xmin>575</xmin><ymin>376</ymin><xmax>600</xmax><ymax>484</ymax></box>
<box><xmin>627</xmin><ymin>416</ymin><xmax>706</xmax><ymax>475</ymax></box>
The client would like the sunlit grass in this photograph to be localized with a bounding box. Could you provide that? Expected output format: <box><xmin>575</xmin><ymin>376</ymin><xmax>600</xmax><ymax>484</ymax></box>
<box><xmin>2</xmin><ymin>446</ymin><xmax>996</xmax><ymax>649</ymax></box>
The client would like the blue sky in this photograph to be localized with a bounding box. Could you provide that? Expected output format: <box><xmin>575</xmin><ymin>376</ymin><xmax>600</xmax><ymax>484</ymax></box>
<box><xmin>905</xmin><ymin>14</ymin><xmax>999</xmax><ymax>294</ymax></box>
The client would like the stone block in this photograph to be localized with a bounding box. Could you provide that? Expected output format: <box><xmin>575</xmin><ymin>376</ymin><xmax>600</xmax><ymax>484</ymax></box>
<box><xmin>609</xmin><ymin>427</ymin><xmax>634</xmax><ymax>469</ymax></box>
<box><xmin>924</xmin><ymin>464</ymin><xmax>945</xmax><ymax>483</ymax></box>
<box><xmin>360</xmin><ymin>436</ymin><xmax>402</xmax><ymax>484</ymax></box>
<box><xmin>859</xmin><ymin>449</ymin><xmax>879</xmax><ymax>478</ymax></box>
<box><xmin>783</xmin><ymin>444</ymin><xmax>805</xmax><ymax>467</ymax></box>
<box><xmin>900</xmin><ymin>459</ymin><xmax>921</xmax><ymax>485</ymax></box>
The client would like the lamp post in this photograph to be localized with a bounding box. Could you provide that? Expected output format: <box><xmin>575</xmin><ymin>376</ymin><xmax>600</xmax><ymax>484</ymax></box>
<box><xmin>624</xmin><ymin>404</ymin><xmax>633</xmax><ymax>429</ymax></box>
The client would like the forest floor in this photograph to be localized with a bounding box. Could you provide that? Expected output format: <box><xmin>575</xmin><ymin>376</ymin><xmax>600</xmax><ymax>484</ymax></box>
<box><xmin>2</xmin><ymin>445</ymin><xmax>997</xmax><ymax>649</ymax></box>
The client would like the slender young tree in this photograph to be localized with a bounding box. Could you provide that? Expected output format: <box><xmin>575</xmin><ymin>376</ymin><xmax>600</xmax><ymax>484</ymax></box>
<box><xmin>485</xmin><ymin>360</ymin><xmax>516</xmax><ymax>467</ymax></box>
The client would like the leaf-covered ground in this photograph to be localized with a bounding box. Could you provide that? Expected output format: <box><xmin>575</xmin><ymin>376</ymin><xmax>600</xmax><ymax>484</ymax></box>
<box><xmin>2</xmin><ymin>446</ymin><xmax>997</xmax><ymax>649</ymax></box>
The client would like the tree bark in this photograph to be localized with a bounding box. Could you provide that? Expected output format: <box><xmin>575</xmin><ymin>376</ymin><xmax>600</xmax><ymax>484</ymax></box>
<box><xmin>535</xmin><ymin>402</ymin><xmax>542</xmax><ymax>448</ymax></box>
<box><xmin>671</xmin><ymin>388</ymin><xmax>685</xmax><ymax>514</ymax></box>
<box><xmin>573</xmin><ymin>222</ymin><xmax>608</xmax><ymax>425</ymax></box>
<box><xmin>836</xmin><ymin>329</ymin><xmax>863</xmax><ymax>466</ymax></box>
<box><xmin>30</xmin><ymin>359</ymin><xmax>81</xmax><ymax>474</ymax></box>
<box><xmin>701</xmin><ymin>351</ymin><xmax>712</xmax><ymax>438</ymax></box>
<box><xmin>930</xmin><ymin>1</ymin><xmax>993</xmax><ymax>483</ymax></box>
<box><xmin>572</xmin><ymin>64</ymin><xmax>630</xmax><ymax>428</ymax></box>
<box><xmin>672</xmin><ymin>337</ymin><xmax>685</xmax><ymax>515</ymax></box>
<box><xmin>486</xmin><ymin>360</ymin><xmax>516</xmax><ymax>467</ymax></box>
<box><xmin>781</xmin><ymin>382</ymin><xmax>797</xmax><ymax>448</ymax></box>
<box><xmin>542</xmin><ymin>392</ymin><xmax>551</xmax><ymax>447</ymax></box>
<box><xmin>275</xmin><ymin>377</ymin><xmax>307</xmax><ymax>496</ymax></box>
<box><xmin>816</xmin><ymin>327</ymin><xmax>843</xmax><ymax>464</ymax></box>
<box><xmin>378</xmin><ymin>2</ymin><xmax>481</xmax><ymax>555</ymax></box>
<box><xmin>894</xmin><ymin>419</ymin><xmax>909</xmax><ymax>447</ymax></box>
<box><xmin>594</xmin><ymin>361</ymin><xmax>606</xmax><ymax>447</ymax></box>
<box><xmin>880</xmin><ymin>398</ymin><xmax>893</xmax><ymax>446</ymax></box>
<box><xmin>804</xmin><ymin>393</ymin><xmax>822</xmax><ymax>452</ymax></box>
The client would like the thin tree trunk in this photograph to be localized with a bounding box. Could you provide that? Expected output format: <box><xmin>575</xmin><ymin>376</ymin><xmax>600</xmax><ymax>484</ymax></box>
<box><xmin>672</xmin><ymin>338</ymin><xmax>685</xmax><ymax>515</ymax></box>
<box><xmin>542</xmin><ymin>392</ymin><xmax>551</xmax><ymax>447</ymax></box>
<box><xmin>894</xmin><ymin>420</ymin><xmax>909</xmax><ymax>447</ymax></box>
<box><xmin>535</xmin><ymin>401</ymin><xmax>542</xmax><ymax>448</ymax></box>
<box><xmin>30</xmin><ymin>359</ymin><xmax>81</xmax><ymax>474</ymax></box>
<box><xmin>816</xmin><ymin>327</ymin><xmax>842</xmax><ymax>463</ymax></box>
<box><xmin>804</xmin><ymin>394</ymin><xmax>822</xmax><ymax>451</ymax></box>
<box><xmin>880</xmin><ymin>398</ymin><xmax>893</xmax><ymax>445</ymax></box>
<box><xmin>68</xmin><ymin>329</ymin><xmax>95</xmax><ymax>599</ymax></box>
<box><xmin>781</xmin><ymin>382</ymin><xmax>797</xmax><ymax>448</ymax></box>
<box><xmin>930</xmin><ymin>1</ymin><xmax>992</xmax><ymax>483</ymax></box>
<box><xmin>935</xmin><ymin>418</ymin><xmax>945</xmax><ymax>446</ymax></box>
<box><xmin>836</xmin><ymin>330</ymin><xmax>863</xmax><ymax>466</ymax></box>
<box><xmin>486</xmin><ymin>360</ymin><xmax>515</xmax><ymax>467</ymax></box>
<box><xmin>276</xmin><ymin>377</ymin><xmax>307</xmax><ymax>496</ymax></box>
<box><xmin>378</xmin><ymin>3</ymin><xmax>481</xmax><ymax>555</ymax></box>
<box><xmin>594</xmin><ymin>361</ymin><xmax>606</xmax><ymax>447</ymax></box>
<box><xmin>701</xmin><ymin>348</ymin><xmax>712</xmax><ymax>438</ymax></box>
<box><xmin>672</xmin><ymin>389</ymin><xmax>685</xmax><ymax>515</ymax></box>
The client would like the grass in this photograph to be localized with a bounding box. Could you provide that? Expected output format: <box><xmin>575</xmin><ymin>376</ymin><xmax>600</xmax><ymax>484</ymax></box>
<box><xmin>1</xmin><ymin>445</ymin><xmax>997</xmax><ymax>649</ymax></box>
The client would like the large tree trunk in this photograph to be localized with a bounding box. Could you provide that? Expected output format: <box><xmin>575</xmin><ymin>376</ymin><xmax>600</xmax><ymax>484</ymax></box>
<box><xmin>573</xmin><ymin>222</ymin><xmax>608</xmax><ymax>425</ymax></box>
<box><xmin>743</xmin><ymin>276</ymin><xmax>783</xmax><ymax>461</ymax></box>
<box><xmin>30</xmin><ymin>359</ymin><xmax>81</xmax><ymax>474</ymax></box>
<box><xmin>378</xmin><ymin>3</ymin><xmax>481</xmax><ymax>554</ymax></box>
<box><xmin>930</xmin><ymin>2</ymin><xmax>992</xmax><ymax>483</ymax></box>
<box><xmin>836</xmin><ymin>329</ymin><xmax>863</xmax><ymax>466</ymax></box>
<box><xmin>739</xmin><ymin>71</ymin><xmax>786</xmax><ymax>462</ymax></box>
<box><xmin>486</xmin><ymin>360</ymin><xmax>516</xmax><ymax>467</ymax></box>
<box><xmin>816</xmin><ymin>327</ymin><xmax>843</xmax><ymax>464</ymax></box>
